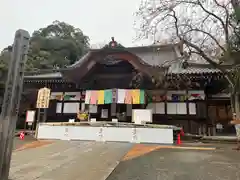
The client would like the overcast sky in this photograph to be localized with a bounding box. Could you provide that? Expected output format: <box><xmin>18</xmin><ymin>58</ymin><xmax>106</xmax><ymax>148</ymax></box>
<box><xmin>0</xmin><ymin>0</ymin><xmax>149</xmax><ymax>51</ymax></box>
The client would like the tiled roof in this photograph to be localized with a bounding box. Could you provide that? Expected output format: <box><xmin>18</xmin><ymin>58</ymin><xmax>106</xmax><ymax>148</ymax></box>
<box><xmin>23</xmin><ymin>66</ymin><xmax>220</xmax><ymax>81</ymax></box>
<box><xmin>167</xmin><ymin>61</ymin><xmax>223</xmax><ymax>75</ymax></box>
<box><xmin>24</xmin><ymin>72</ymin><xmax>62</xmax><ymax>79</ymax></box>
<box><xmin>67</xmin><ymin>51</ymin><xmax>93</xmax><ymax>68</ymax></box>
<box><xmin>67</xmin><ymin>44</ymin><xmax>179</xmax><ymax>69</ymax></box>
<box><xmin>168</xmin><ymin>66</ymin><xmax>220</xmax><ymax>74</ymax></box>
<box><xmin>23</xmin><ymin>63</ymin><xmax>222</xmax><ymax>80</ymax></box>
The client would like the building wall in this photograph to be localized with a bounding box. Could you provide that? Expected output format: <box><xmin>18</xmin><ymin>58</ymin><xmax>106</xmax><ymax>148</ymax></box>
<box><xmin>131</xmin><ymin>48</ymin><xmax>178</xmax><ymax>66</ymax></box>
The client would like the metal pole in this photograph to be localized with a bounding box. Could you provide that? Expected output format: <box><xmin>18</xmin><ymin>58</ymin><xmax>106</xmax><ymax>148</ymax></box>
<box><xmin>37</xmin><ymin>108</ymin><xmax>41</xmax><ymax>124</ymax></box>
<box><xmin>0</xmin><ymin>29</ymin><xmax>30</xmax><ymax>179</ymax></box>
<box><xmin>35</xmin><ymin>108</ymin><xmax>41</xmax><ymax>138</ymax></box>
<box><xmin>43</xmin><ymin>108</ymin><xmax>47</xmax><ymax>122</ymax></box>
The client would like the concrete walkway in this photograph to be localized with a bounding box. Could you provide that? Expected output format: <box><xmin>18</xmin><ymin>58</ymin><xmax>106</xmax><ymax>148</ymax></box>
<box><xmin>202</xmin><ymin>135</ymin><xmax>236</xmax><ymax>141</ymax></box>
<box><xmin>10</xmin><ymin>141</ymin><xmax>132</xmax><ymax>180</ymax></box>
<box><xmin>107</xmin><ymin>144</ymin><xmax>240</xmax><ymax>180</ymax></box>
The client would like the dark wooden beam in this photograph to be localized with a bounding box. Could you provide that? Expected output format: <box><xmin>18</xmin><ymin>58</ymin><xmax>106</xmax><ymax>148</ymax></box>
<box><xmin>94</xmin><ymin>73</ymin><xmax>133</xmax><ymax>79</ymax></box>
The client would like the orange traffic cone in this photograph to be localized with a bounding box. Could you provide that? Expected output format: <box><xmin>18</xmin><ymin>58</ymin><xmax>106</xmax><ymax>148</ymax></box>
<box><xmin>177</xmin><ymin>133</ymin><xmax>181</xmax><ymax>145</ymax></box>
<box><xmin>19</xmin><ymin>132</ymin><xmax>25</xmax><ymax>140</ymax></box>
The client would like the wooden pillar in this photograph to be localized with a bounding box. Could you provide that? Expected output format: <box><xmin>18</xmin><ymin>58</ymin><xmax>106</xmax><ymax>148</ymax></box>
<box><xmin>186</xmin><ymin>90</ymin><xmax>191</xmax><ymax>133</ymax></box>
<box><xmin>205</xmin><ymin>93</ymin><xmax>210</xmax><ymax>136</ymax></box>
<box><xmin>188</xmin><ymin>120</ymin><xmax>191</xmax><ymax>134</ymax></box>
<box><xmin>111</xmin><ymin>89</ymin><xmax>117</xmax><ymax>118</ymax></box>
<box><xmin>198</xmin><ymin>125</ymin><xmax>202</xmax><ymax>135</ymax></box>
<box><xmin>202</xmin><ymin>124</ymin><xmax>206</xmax><ymax>136</ymax></box>
<box><xmin>111</xmin><ymin>103</ymin><xmax>117</xmax><ymax>117</ymax></box>
<box><xmin>207</xmin><ymin>127</ymin><xmax>212</xmax><ymax>136</ymax></box>
<box><xmin>127</xmin><ymin>104</ymin><xmax>132</xmax><ymax>120</ymax></box>
<box><xmin>212</xmin><ymin>127</ymin><xmax>216</xmax><ymax>136</ymax></box>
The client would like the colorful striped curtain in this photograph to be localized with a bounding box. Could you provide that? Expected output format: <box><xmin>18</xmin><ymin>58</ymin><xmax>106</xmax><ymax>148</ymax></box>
<box><xmin>90</xmin><ymin>91</ymin><xmax>98</xmax><ymax>104</ymax></box>
<box><xmin>104</xmin><ymin>89</ymin><xmax>113</xmax><ymax>104</ymax></box>
<box><xmin>140</xmin><ymin>90</ymin><xmax>145</xmax><ymax>104</ymax></box>
<box><xmin>132</xmin><ymin>89</ymin><xmax>140</xmax><ymax>104</ymax></box>
<box><xmin>117</xmin><ymin>89</ymin><xmax>126</xmax><ymax>104</ymax></box>
<box><xmin>85</xmin><ymin>91</ymin><xmax>91</xmax><ymax>104</ymax></box>
<box><xmin>125</xmin><ymin>90</ymin><xmax>132</xmax><ymax>104</ymax></box>
<box><xmin>97</xmin><ymin>90</ymin><xmax>105</xmax><ymax>104</ymax></box>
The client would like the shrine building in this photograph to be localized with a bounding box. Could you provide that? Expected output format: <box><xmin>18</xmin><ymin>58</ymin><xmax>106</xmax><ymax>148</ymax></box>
<box><xmin>21</xmin><ymin>38</ymin><xmax>233</xmax><ymax>135</ymax></box>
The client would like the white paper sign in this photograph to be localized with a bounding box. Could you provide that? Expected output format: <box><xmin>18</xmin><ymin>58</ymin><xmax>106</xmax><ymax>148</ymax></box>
<box><xmin>63</xmin><ymin>103</ymin><xmax>79</xmax><ymax>113</ymax></box>
<box><xmin>189</xmin><ymin>103</ymin><xmax>196</xmax><ymax>115</ymax></box>
<box><xmin>155</xmin><ymin>103</ymin><xmax>165</xmax><ymax>114</ymax></box>
<box><xmin>56</xmin><ymin>103</ymin><xmax>62</xmax><ymax>113</ymax></box>
<box><xmin>167</xmin><ymin>103</ymin><xmax>177</xmax><ymax>114</ymax></box>
<box><xmin>101</xmin><ymin>109</ymin><xmax>108</xmax><ymax>118</ymax></box>
<box><xmin>26</xmin><ymin>111</ymin><xmax>35</xmax><ymax>122</ymax></box>
<box><xmin>177</xmin><ymin>103</ymin><xmax>187</xmax><ymax>114</ymax></box>
<box><xmin>132</xmin><ymin>109</ymin><xmax>152</xmax><ymax>124</ymax></box>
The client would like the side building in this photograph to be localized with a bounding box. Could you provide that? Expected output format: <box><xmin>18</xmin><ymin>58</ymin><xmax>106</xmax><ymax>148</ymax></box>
<box><xmin>21</xmin><ymin>39</ymin><xmax>233</xmax><ymax>135</ymax></box>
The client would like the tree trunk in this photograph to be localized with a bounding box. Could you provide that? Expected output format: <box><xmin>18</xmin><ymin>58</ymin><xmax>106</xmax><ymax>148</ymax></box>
<box><xmin>235</xmin><ymin>94</ymin><xmax>240</xmax><ymax>118</ymax></box>
<box><xmin>231</xmin><ymin>92</ymin><xmax>240</xmax><ymax>149</ymax></box>
<box><xmin>231</xmin><ymin>92</ymin><xmax>240</xmax><ymax>122</ymax></box>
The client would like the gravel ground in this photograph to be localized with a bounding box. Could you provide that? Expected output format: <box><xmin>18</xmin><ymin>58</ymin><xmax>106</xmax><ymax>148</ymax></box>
<box><xmin>107</xmin><ymin>145</ymin><xmax>240</xmax><ymax>180</ymax></box>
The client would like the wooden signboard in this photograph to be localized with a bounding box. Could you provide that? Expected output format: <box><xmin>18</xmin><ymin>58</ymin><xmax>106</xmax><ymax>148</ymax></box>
<box><xmin>36</xmin><ymin>87</ymin><xmax>51</xmax><ymax>108</ymax></box>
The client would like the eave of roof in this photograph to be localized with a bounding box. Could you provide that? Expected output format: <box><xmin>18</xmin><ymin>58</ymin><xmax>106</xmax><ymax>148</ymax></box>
<box><xmin>65</xmin><ymin>43</ymin><xmax>181</xmax><ymax>70</ymax></box>
<box><xmin>66</xmin><ymin>51</ymin><xmax>95</xmax><ymax>69</ymax></box>
<box><xmin>23</xmin><ymin>40</ymin><xmax>232</xmax><ymax>80</ymax></box>
<box><xmin>23</xmin><ymin>62</ymin><xmax>227</xmax><ymax>81</ymax></box>
<box><xmin>90</xmin><ymin>43</ymin><xmax>179</xmax><ymax>51</ymax></box>
<box><xmin>24</xmin><ymin>72</ymin><xmax>62</xmax><ymax>79</ymax></box>
<box><xmin>167</xmin><ymin>62</ymin><xmax>232</xmax><ymax>75</ymax></box>
<box><xmin>124</xmin><ymin>43</ymin><xmax>180</xmax><ymax>51</ymax></box>
<box><xmin>168</xmin><ymin>66</ymin><xmax>221</xmax><ymax>75</ymax></box>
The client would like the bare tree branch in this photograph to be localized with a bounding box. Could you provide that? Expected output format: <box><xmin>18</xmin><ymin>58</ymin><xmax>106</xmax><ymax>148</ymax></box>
<box><xmin>135</xmin><ymin>0</ymin><xmax>240</xmax><ymax>117</ymax></box>
<box><xmin>182</xmin><ymin>25</ymin><xmax>226</xmax><ymax>52</ymax></box>
<box><xmin>196</xmin><ymin>0</ymin><xmax>226</xmax><ymax>34</ymax></box>
<box><xmin>135</xmin><ymin>0</ymin><xmax>238</xmax><ymax>88</ymax></box>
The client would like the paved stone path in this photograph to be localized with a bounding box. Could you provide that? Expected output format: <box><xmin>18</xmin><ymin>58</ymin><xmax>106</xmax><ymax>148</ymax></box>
<box><xmin>10</xmin><ymin>141</ymin><xmax>132</xmax><ymax>180</ymax></box>
<box><xmin>107</xmin><ymin>144</ymin><xmax>240</xmax><ymax>180</ymax></box>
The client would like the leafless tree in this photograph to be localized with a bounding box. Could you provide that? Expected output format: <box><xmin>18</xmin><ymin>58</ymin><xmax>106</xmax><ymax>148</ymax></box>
<box><xmin>136</xmin><ymin>0</ymin><xmax>240</xmax><ymax>118</ymax></box>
